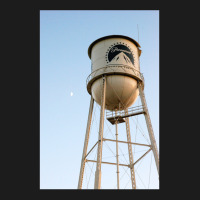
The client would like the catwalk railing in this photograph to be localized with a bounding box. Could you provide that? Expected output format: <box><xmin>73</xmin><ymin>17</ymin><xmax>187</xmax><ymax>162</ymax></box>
<box><xmin>106</xmin><ymin>105</ymin><xmax>144</xmax><ymax>118</ymax></box>
<box><xmin>86</xmin><ymin>65</ymin><xmax>145</xmax><ymax>86</ymax></box>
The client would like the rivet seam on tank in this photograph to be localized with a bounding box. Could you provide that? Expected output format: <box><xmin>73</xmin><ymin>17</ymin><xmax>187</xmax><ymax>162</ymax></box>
<box><xmin>105</xmin><ymin>42</ymin><xmax>135</xmax><ymax>67</ymax></box>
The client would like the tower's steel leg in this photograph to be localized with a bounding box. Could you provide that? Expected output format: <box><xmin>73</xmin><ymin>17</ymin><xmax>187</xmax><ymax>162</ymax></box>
<box><xmin>115</xmin><ymin>111</ymin><xmax>120</xmax><ymax>189</ymax></box>
<box><xmin>94</xmin><ymin>76</ymin><xmax>106</xmax><ymax>189</ymax></box>
<box><xmin>138</xmin><ymin>81</ymin><xmax>159</xmax><ymax>175</ymax></box>
<box><xmin>78</xmin><ymin>96</ymin><xmax>94</xmax><ymax>189</ymax></box>
<box><xmin>125</xmin><ymin>109</ymin><xmax>136</xmax><ymax>189</ymax></box>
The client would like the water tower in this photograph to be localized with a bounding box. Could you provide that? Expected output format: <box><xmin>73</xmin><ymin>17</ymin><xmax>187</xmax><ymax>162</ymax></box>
<box><xmin>78</xmin><ymin>35</ymin><xmax>159</xmax><ymax>189</ymax></box>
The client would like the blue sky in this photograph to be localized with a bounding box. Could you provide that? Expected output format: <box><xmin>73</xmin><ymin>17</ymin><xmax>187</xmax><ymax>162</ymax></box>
<box><xmin>40</xmin><ymin>10</ymin><xmax>159</xmax><ymax>189</ymax></box>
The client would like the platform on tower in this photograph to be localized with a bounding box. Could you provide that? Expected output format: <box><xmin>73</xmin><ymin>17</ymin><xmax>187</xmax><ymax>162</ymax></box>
<box><xmin>106</xmin><ymin>105</ymin><xmax>145</xmax><ymax>125</ymax></box>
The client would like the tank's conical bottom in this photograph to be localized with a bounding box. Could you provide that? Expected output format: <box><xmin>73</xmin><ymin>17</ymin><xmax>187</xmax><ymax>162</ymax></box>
<box><xmin>91</xmin><ymin>75</ymin><xmax>139</xmax><ymax>111</ymax></box>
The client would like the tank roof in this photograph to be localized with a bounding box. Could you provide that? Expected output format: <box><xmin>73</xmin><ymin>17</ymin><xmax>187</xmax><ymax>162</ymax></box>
<box><xmin>88</xmin><ymin>35</ymin><xmax>141</xmax><ymax>58</ymax></box>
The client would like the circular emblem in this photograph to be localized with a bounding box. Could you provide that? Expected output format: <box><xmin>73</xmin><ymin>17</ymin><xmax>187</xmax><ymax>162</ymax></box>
<box><xmin>105</xmin><ymin>42</ymin><xmax>134</xmax><ymax>66</ymax></box>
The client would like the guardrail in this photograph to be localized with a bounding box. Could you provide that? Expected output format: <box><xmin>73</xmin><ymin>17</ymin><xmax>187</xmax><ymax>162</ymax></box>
<box><xmin>106</xmin><ymin>105</ymin><xmax>144</xmax><ymax>118</ymax></box>
<box><xmin>86</xmin><ymin>65</ymin><xmax>144</xmax><ymax>86</ymax></box>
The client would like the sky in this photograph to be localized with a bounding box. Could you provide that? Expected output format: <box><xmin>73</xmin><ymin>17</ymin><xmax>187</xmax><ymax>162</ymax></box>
<box><xmin>40</xmin><ymin>10</ymin><xmax>159</xmax><ymax>189</ymax></box>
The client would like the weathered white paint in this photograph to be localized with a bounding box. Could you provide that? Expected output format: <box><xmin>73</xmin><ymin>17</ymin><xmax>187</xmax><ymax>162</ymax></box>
<box><xmin>88</xmin><ymin>36</ymin><xmax>141</xmax><ymax>111</ymax></box>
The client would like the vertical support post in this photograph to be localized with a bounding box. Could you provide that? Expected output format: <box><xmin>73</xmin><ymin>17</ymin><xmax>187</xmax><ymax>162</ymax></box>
<box><xmin>78</xmin><ymin>96</ymin><xmax>94</xmax><ymax>189</ymax></box>
<box><xmin>125</xmin><ymin>109</ymin><xmax>136</xmax><ymax>189</ymax></box>
<box><xmin>138</xmin><ymin>81</ymin><xmax>159</xmax><ymax>175</ymax></box>
<box><xmin>115</xmin><ymin>110</ymin><xmax>120</xmax><ymax>189</ymax></box>
<box><xmin>94</xmin><ymin>76</ymin><xmax>106</xmax><ymax>189</ymax></box>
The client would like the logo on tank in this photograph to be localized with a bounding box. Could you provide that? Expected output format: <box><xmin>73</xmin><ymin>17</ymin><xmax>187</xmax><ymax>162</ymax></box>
<box><xmin>105</xmin><ymin>43</ymin><xmax>134</xmax><ymax>66</ymax></box>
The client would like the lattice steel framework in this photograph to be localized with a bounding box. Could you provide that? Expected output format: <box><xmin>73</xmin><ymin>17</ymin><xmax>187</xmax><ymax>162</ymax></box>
<box><xmin>78</xmin><ymin>75</ymin><xmax>159</xmax><ymax>189</ymax></box>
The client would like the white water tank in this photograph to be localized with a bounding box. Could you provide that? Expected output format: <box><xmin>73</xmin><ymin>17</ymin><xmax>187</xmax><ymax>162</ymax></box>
<box><xmin>86</xmin><ymin>35</ymin><xmax>144</xmax><ymax>111</ymax></box>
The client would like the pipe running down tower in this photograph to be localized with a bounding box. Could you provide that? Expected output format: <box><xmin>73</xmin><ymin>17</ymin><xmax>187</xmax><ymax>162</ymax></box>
<box><xmin>78</xmin><ymin>35</ymin><xmax>159</xmax><ymax>189</ymax></box>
